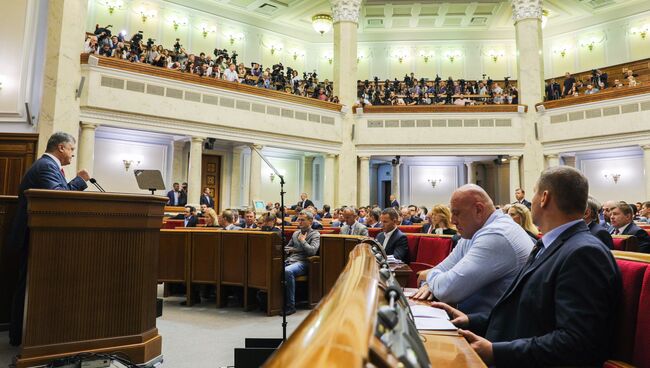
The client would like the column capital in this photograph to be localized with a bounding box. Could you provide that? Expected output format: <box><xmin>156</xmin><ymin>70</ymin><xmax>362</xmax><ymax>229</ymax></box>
<box><xmin>545</xmin><ymin>153</ymin><xmax>559</xmax><ymax>159</ymax></box>
<box><xmin>326</xmin><ymin>153</ymin><xmax>338</xmax><ymax>158</ymax></box>
<box><xmin>252</xmin><ymin>144</ymin><xmax>264</xmax><ymax>150</ymax></box>
<box><xmin>509</xmin><ymin>155</ymin><xmax>521</xmax><ymax>161</ymax></box>
<box><xmin>358</xmin><ymin>156</ymin><xmax>370</xmax><ymax>161</ymax></box>
<box><xmin>191</xmin><ymin>136</ymin><xmax>206</xmax><ymax>143</ymax></box>
<box><xmin>331</xmin><ymin>0</ymin><xmax>362</xmax><ymax>24</ymax></box>
<box><xmin>80</xmin><ymin>122</ymin><xmax>98</xmax><ymax>130</ymax></box>
<box><xmin>511</xmin><ymin>0</ymin><xmax>542</xmax><ymax>23</ymax></box>
<box><xmin>642</xmin><ymin>145</ymin><xmax>650</xmax><ymax>151</ymax></box>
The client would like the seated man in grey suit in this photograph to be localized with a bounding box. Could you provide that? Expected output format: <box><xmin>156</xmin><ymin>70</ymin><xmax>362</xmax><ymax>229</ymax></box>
<box><xmin>219</xmin><ymin>209</ymin><xmax>242</xmax><ymax>230</ymax></box>
<box><xmin>413</xmin><ymin>185</ymin><xmax>534</xmax><ymax>314</ymax></box>
<box><xmin>284</xmin><ymin>210</ymin><xmax>320</xmax><ymax>314</ymax></box>
<box><xmin>610</xmin><ymin>201</ymin><xmax>650</xmax><ymax>253</ymax></box>
<box><xmin>340</xmin><ymin>206</ymin><xmax>369</xmax><ymax>236</ymax></box>
<box><xmin>584</xmin><ymin>196</ymin><xmax>614</xmax><ymax>249</ymax></box>
<box><xmin>376</xmin><ymin>208</ymin><xmax>409</xmax><ymax>263</ymax></box>
<box><xmin>432</xmin><ymin>166</ymin><xmax>621</xmax><ymax>367</ymax></box>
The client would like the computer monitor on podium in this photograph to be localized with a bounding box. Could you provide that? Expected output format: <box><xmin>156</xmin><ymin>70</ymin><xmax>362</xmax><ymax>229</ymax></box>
<box><xmin>253</xmin><ymin>200</ymin><xmax>266</xmax><ymax>214</ymax></box>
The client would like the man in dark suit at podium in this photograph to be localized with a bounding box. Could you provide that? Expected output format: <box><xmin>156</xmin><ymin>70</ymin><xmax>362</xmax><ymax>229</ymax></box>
<box><xmin>8</xmin><ymin>132</ymin><xmax>90</xmax><ymax>346</ymax></box>
<box><xmin>199</xmin><ymin>187</ymin><xmax>214</xmax><ymax>208</ymax></box>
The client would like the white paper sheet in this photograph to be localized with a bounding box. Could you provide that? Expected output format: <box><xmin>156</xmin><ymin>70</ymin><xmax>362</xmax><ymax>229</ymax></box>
<box><xmin>410</xmin><ymin>305</ymin><xmax>450</xmax><ymax>320</ymax></box>
<box><xmin>414</xmin><ymin>317</ymin><xmax>458</xmax><ymax>331</ymax></box>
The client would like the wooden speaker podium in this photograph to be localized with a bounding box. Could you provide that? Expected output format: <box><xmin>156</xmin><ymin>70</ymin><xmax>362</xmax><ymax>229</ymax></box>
<box><xmin>15</xmin><ymin>189</ymin><xmax>168</xmax><ymax>368</ymax></box>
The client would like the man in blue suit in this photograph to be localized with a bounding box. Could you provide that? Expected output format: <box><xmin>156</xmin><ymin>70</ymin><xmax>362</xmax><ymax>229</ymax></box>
<box><xmin>376</xmin><ymin>208</ymin><xmax>409</xmax><ymax>263</ymax></box>
<box><xmin>166</xmin><ymin>182</ymin><xmax>187</xmax><ymax>207</ymax></box>
<box><xmin>8</xmin><ymin>132</ymin><xmax>90</xmax><ymax>346</ymax></box>
<box><xmin>432</xmin><ymin>166</ymin><xmax>621</xmax><ymax>367</ymax></box>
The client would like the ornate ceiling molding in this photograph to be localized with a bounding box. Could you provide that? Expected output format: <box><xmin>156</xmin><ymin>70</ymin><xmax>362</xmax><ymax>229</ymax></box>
<box><xmin>511</xmin><ymin>0</ymin><xmax>543</xmax><ymax>23</ymax></box>
<box><xmin>331</xmin><ymin>0</ymin><xmax>362</xmax><ymax>24</ymax></box>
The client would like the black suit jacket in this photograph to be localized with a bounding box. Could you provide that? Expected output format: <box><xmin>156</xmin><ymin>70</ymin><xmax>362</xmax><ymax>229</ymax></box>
<box><xmin>375</xmin><ymin>229</ymin><xmax>409</xmax><ymax>263</ymax></box>
<box><xmin>390</xmin><ymin>200</ymin><xmax>400</xmax><ymax>208</ymax></box>
<box><xmin>588</xmin><ymin>221</ymin><xmax>614</xmax><ymax>249</ymax></box>
<box><xmin>467</xmin><ymin>222</ymin><xmax>621</xmax><ymax>367</ymax></box>
<box><xmin>620</xmin><ymin>222</ymin><xmax>650</xmax><ymax>253</ymax></box>
<box><xmin>184</xmin><ymin>216</ymin><xmax>198</xmax><ymax>227</ymax></box>
<box><xmin>513</xmin><ymin>199</ymin><xmax>531</xmax><ymax>209</ymax></box>
<box><xmin>297</xmin><ymin>199</ymin><xmax>314</xmax><ymax>209</ymax></box>
<box><xmin>200</xmin><ymin>194</ymin><xmax>214</xmax><ymax>208</ymax></box>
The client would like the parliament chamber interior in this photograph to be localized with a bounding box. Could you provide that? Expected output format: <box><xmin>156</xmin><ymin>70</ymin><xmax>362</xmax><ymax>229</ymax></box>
<box><xmin>2</xmin><ymin>0</ymin><xmax>650</xmax><ymax>367</ymax></box>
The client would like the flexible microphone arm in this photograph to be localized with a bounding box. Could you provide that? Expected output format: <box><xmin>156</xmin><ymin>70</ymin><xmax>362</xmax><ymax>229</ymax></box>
<box><xmin>89</xmin><ymin>178</ymin><xmax>106</xmax><ymax>192</ymax></box>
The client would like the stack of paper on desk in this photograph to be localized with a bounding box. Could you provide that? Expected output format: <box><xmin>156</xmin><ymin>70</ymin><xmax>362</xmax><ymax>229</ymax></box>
<box><xmin>410</xmin><ymin>304</ymin><xmax>458</xmax><ymax>331</ymax></box>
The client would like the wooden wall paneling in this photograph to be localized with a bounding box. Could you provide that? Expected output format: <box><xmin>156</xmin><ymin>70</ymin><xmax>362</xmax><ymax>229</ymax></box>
<box><xmin>246</xmin><ymin>232</ymin><xmax>282</xmax><ymax>315</ymax></box>
<box><xmin>0</xmin><ymin>133</ymin><xmax>38</xmax><ymax>196</ymax></box>
<box><xmin>158</xmin><ymin>230</ymin><xmax>190</xmax><ymax>304</ymax></box>
<box><xmin>220</xmin><ymin>232</ymin><xmax>247</xmax><ymax>307</ymax></box>
<box><xmin>321</xmin><ymin>237</ymin><xmax>345</xmax><ymax>296</ymax></box>
<box><xmin>0</xmin><ymin>196</ymin><xmax>18</xmax><ymax>330</ymax></box>
<box><xmin>190</xmin><ymin>231</ymin><xmax>221</xmax><ymax>306</ymax></box>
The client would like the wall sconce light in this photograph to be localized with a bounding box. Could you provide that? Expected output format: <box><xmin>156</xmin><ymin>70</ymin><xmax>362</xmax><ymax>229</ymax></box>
<box><xmin>631</xmin><ymin>25</ymin><xmax>650</xmax><ymax>39</ymax></box>
<box><xmin>123</xmin><ymin>159</ymin><xmax>141</xmax><ymax>171</ymax></box>
<box><xmin>168</xmin><ymin>16</ymin><xmax>188</xmax><ymax>31</ymax></box>
<box><xmin>579</xmin><ymin>36</ymin><xmax>604</xmax><ymax>52</ymax></box>
<box><xmin>603</xmin><ymin>171</ymin><xmax>621</xmax><ymax>184</ymax></box>
<box><xmin>487</xmin><ymin>50</ymin><xmax>504</xmax><ymax>63</ymax></box>
<box><xmin>228</xmin><ymin>33</ymin><xmax>244</xmax><ymax>45</ymax></box>
<box><xmin>444</xmin><ymin>51</ymin><xmax>461</xmax><ymax>63</ymax></box>
<box><xmin>269</xmin><ymin>172</ymin><xmax>276</xmax><ymax>182</ymax></box>
<box><xmin>103</xmin><ymin>0</ymin><xmax>124</xmax><ymax>14</ymax></box>
<box><xmin>269</xmin><ymin>43</ymin><xmax>283</xmax><ymax>55</ymax></box>
<box><xmin>291</xmin><ymin>50</ymin><xmax>305</xmax><ymax>60</ymax></box>
<box><xmin>391</xmin><ymin>50</ymin><xmax>408</xmax><ymax>64</ymax></box>
<box><xmin>357</xmin><ymin>53</ymin><xmax>365</xmax><ymax>64</ymax></box>
<box><xmin>136</xmin><ymin>7</ymin><xmax>156</xmax><ymax>23</ymax></box>
<box><xmin>427</xmin><ymin>178</ymin><xmax>442</xmax><ymax>189</ymax></box>
<box><xmin>419</xmin><ymin>50</ymin><xmax>433</xmax><ymax>63</ymax></box>
<box><xmin>553</xmin><ymin>46</ymin><xmax>571</xmax><ymax>58</ymax></box>
<box><xmin>541</xmin><ymin>9</ymin><xmax>549</xmax><ymax>29</ymax></box>
<box><xmin>324</xmin><ymin>52</ymin><xmax>333</xmax><ymax>64</ymax></box>
<box><xmin>198</xmin><ymin>24</ymin><xmax>216</xmax><ymax>38</ymax></box>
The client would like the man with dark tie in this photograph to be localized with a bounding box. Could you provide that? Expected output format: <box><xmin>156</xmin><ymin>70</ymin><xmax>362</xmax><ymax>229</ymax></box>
<box><xmin>512</xmin><ymin>188</ymin><xmax>531</xmax><ymax>209</ymax></box>
<box><xmin>166</xmin><ymin>182</ymin><xmax>187</xmax><ymax>207</ymax></box>
<box><xmin>183</xmin><ymin>206</ymin><xmax>198</xmax><ymax>227</ymax></box>
<box><xmin>584</xmin><ymin>196</ymin><xmax>614</xmax><ymax>249</ymax></box>
<box><xmin>609</xmin><ymin>201</ymin><xmax>650</xmax><ymax>253</ymax></box>
<box><xmin>241</xmin><ymin>209</ymin><xmax>257</xmax><ymax>229</ymax></box>
<box><xmin>199</xmin><ymin>187</ymin><xmax>214</xmax><ymax>208</ymax></box>
<box><xmin>432</xmin><ymin>166</ymin><xmax>621</xmax><ymax>367</ymax></box>
<box><xmin>340</xmin><ymin>207</ymin><xmax>368</xmax><ymax>236</ymax></box>
<box><xmin>375</xmin><ymin>208</ymin><xmax>409</xmax><ymax>263</ymax></box>
<box><xmin>8</xmin><ymin>132</ymin><xmax>90</xmax><ymax>346</ymax></box>
<box><xmin>297</xmin><ymin>192</ymin><xmax>314</xmax><ymax>209</ymax></box>
<box><xmin>364</xmin><ymin>208</ymin><xmax>383</xmax><ymax>228</ymax></box>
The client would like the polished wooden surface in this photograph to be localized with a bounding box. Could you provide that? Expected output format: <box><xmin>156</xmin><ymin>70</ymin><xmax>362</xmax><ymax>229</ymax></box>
<box><xmin>0</xmin><ymin>133</ymin><xmax>38</xmax><ymax>196</ymax></box>
<box><xmin>264</xmin><ymin>243</ymin><xmax>380</xmax><ymax>367</ymax></box>
<box><xmin>81</xmin><ymin>54</ymin><xmax>343</xmax><ymax>112</ymax></box>
<box><xmin>358</xmin><ymin>104</ymin><xmax>524</xmax><ymax>114</ymax></box>
<box><xmin>612</xmin><ymin>250</ymin><xmax>650</xmax><ymax>263</ymax></box>
<box><xmin>15</xmin><ymin>190</ymin><xmax>167</xmax><ymax>368</ymax></box>
<box><xmin>420</xmin><ymin>332</ymin><xmax>487</xmax><ymax>368</ymax></box>
<box><xmin>320</xmin><ymin>235</ymin><xmax>366</xmax><ymax>295</ymax></box>
<box><xmin>0</xmin><ymin>195</ymin><xmax>18</xmax><ymax>330</ymax></box>
<box><xmin>537</xmin><ymin>84</ymin><xmax>650</xmax><ymax>110</ymax></box>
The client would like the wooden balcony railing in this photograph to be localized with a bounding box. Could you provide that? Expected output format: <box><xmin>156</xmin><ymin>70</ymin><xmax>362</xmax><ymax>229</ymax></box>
<box><xmin>80</xmin><ymin>54</ymin><xmax>343</xmax><ymax>112</ymax></box>
<box><xmin>536</xmin><ymin>84</ymin><xmax>650</xmax><ymax>110</ymax></box>
<box><xmin>357</xmin><ymin>104</ymin><xmax>526</xmax><ymax>114</ymax></box>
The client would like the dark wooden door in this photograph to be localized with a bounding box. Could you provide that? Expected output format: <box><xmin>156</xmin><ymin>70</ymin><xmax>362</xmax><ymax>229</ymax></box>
<box><xmin>0</xmin><ymin>133</ymin><xmax>38</xmax><ymax>195</ymax></box>
<box><xmin>201</xmin><ymin>155</ymin><xmax>221</xmax><ymax>210</ymax></box>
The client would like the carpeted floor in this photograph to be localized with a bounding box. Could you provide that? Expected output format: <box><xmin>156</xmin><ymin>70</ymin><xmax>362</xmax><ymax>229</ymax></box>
<box><xmin>0</xmin><ymin>286</ymin><xmax>309</xmax><ymax>368</ymax></box>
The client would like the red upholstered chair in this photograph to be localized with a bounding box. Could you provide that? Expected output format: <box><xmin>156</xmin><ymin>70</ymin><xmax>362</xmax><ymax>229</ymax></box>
<box><xmin>612</xmin><ymin>237</ymin><xmax>626</xmax><ymax>251</ymax></box>
<box><xmin>328</xmin><ymin>227</ymin><xmax>340</xmax><ymax>234</ymax></box>
<box><xmin>368</xmin><ymin>227</ymin><xmax>382</xmax><ymax>238</ymax></box>
<box><xmin>612</xmin><ymin>236</ymin><xmax>639</xmax><ymax>252</ymax></box>
<box><xmin>606</xmin><ymin>252</ymin><xmax>650</xmax><ymax>368</ymax></box>
<box><xmin>398</xmin><ymin>225</ymin><xmax>423</xmax><ymax>233</ymax></box>
<box><xmin>405</xmin><ymin>235</ymin><xmax>421</xmax><ymax>263</ymax></box>
<box><xmin>407</xmin><ymin>236</ymin><xmax>454</xmax><ymax>288</ymax></box>
<box><xmin>162</xmin><ymin>220</ymin><xmax>183</xmax><ymax>229</ymax></box>
<box><xmin>319</xmin><ymin>230</ymin><xmax>335</xmax><ymax>234</ymax></box>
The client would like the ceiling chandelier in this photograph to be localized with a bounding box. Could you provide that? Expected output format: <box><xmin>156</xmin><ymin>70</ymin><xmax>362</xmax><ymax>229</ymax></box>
<box><xmin>312</xmin><ymin>14</ymin><xmax>333</xmax><ymax>35</ymax></box>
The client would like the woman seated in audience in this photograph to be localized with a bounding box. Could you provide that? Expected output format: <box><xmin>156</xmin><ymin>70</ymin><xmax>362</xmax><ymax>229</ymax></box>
<box><xmin>507</xmin><ymin>203</ymin><xmax>539</xmax><ymax>241</ymax></box>
<box><xmin>429</xmin><ymin>204</ymin><xmax>458</xmax><ymax>235</ymax></box>
<box><xmin>202</xmin><ymin>208</ymin><xmax>219</xmax><ymax>227</ymax></box>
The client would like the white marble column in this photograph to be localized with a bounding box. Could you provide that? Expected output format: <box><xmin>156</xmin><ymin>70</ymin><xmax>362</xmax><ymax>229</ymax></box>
<box><xmin>171</xmin><ymin>140</ymin><xmax>188</xmax><ymax>185</ymax></box>
<box><xmin>509</xmin><ymin>155</ymin><xmax>521</xmax><ymax>202</ymax></box>
<box><xmin>358</xmin><ymin>156</ymin><xmax>370</xmax><ymax>206</ymax></box>
<box><xmin>512</xmin><ymin>0</ymin><xmax>545</xmax><ymax>195</ymax></box>
<box><xmin>465</xmin><ymin>161</ymin><xmax>475</xmax><ymax>185</ymax></box>
<box><xmin>546</xmin><ymin>154</ymin><xmax>560</xmax><ymax>168</ymax></box>
<box><xmin>331</xmin><ymin>0</ymin><xmax>361</xmax><ymax>206</ymax></box>
<box><xmin>643</xmin><ymin>145</ymin><xmax>650</xmax><ymax>199</ymax></box>
<box><xmin>391</xmin><ymin>162</ymin><xmax>401</xmax><ymax>203</ymax></box>
<box><xmin>303</xmin><ymin>156</ymin><xmax>315</xmax><ymax>195</ymax></box>
<box><xmin>77</xmin><ymin>123</ymin><xmax>98</xmax><ymax>176</ymax></box>
<box><xmin>37</xmin><ymin>0</ymin><xmax>89</xmax><ymax>177</ymax></box>
<box><xmin>230</xmin><ymin>145</ymin><xmax>246</xmax><ymax>208</ymax></box>
<box><xmin>187</xmin><ymin>137</ymin><xmax>204</xmax><ymax>206</ymax></box>
<box><xmin>323</xmin><ymin>153</ymin><xmax>337</xmax><ymax>207</ymax></box>
<box><xmin>249</xmin><ymin>145</ymin><xmax>263</xmax><ymax>204</ymax></box>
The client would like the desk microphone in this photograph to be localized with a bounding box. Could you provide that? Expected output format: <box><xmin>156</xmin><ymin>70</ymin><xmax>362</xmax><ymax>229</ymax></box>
<box><xmin>89</xmin><ymin>178</ymin><xmax>106</xmax><ymax>192</ymax></box>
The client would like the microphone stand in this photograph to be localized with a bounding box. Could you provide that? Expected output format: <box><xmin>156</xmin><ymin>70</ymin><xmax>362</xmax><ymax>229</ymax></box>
<box><xmin>90</xmin><ymin>178</ymin><xmax>106</xmax><ymax>192</ymax></box>
<box><xmin>250</xmin><ymin>145</ymin><xmax>288</xmax><ymax>341</ymax></box>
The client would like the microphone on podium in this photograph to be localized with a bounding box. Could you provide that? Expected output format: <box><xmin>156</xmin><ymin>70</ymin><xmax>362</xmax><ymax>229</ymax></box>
<box><xmin>89</xmin><ymin>178</ymin><xmax>106</xmax><ymax>192</ymax></box>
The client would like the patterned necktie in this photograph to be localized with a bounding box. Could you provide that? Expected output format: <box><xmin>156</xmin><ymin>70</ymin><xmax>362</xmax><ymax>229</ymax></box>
<box><xmin>60</xmin><ymin>168</ymin><xmax>65</xmax><ymax>176</ymax></box>
<box><xmin>526</xmin><ymin>239</ymin><xmax>544</xmax><ymax>266</ymax></box>
<box><xmin>613</xmin><ymin>229</ymin><xmax>620</xmax><ymax>235</ymax></box>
